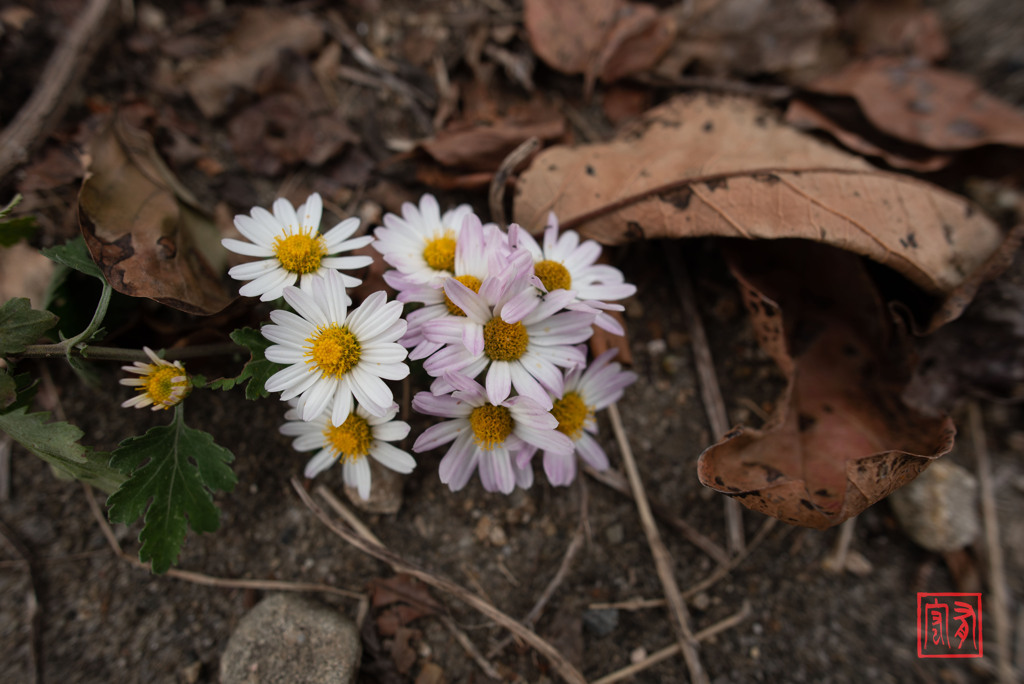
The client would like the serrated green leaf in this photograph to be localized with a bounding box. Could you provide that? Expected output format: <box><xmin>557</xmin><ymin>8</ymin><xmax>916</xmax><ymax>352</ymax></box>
<box><xmin>106</xmin><ymin>405</ymin><xmax>236</xmax><ymax>574</ymax></box>
<box><xmin>0</xmin><ymin>370</ymin><xmax>15</xmax><ymax>409</ymax></box>
<box><xmin>0</xmin><ymin>215</ymin><xmax>37</xmax><ymax>246</ymax></box>
<box><xmin>0</xmin><ymin>298</ymin><xmax>58</xmax><ymax>356</ymax></box>
<box><xmin>0</xmin><ymin>406</ymin><xmax>124</xmax><ymax>492</ymax></box>
<box><xmin>208</xmin><ymin>327</ymin><xmax>282</xmax><ymax>400</ymax></box>
<box><xmin>40</xmin><ymin>236</ymin><xmax>104</xmax><ymax>281</ymax></box>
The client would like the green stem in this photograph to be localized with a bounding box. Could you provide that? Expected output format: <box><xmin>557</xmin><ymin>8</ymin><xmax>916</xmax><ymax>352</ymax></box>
<box><xmin>63</xmin><ymin>281</ymin><xmax>112</xmax><ymax>355</ymax></box>
<box><xmin>14</xmin><ymin>342</ymin><xmax>243</xmax><ymax>363</ymax></box>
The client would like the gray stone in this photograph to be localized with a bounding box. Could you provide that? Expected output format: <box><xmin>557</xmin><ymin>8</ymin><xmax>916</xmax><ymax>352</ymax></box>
<box><xmin>889</xmin><ymin>460</ymin><xmax>980</xmax><ymax>552</ymax></box>
<box><xmin>220</xmin><ymin>594</ymin><xmax>361</xmax><ymax>684</ymax></box>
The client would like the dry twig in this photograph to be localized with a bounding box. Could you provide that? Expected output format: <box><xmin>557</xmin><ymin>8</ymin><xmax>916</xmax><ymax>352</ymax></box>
<box><xmin>81</xmin><ymin>484</ymin><xmax>361</xmax><ymax>600</ymax></box>
<box><xmin>608</xmin><ymin>403</ymin><xmax>708</xmax><ymax>684</ymax></box>
<box><xmin>668</xmin><ymin>247</ymin><xmax>745</xmax><ymax>556</ymax></box>
<box><xmin>441</xmin><ymin>614</ymin><xmax>502</xmax><ymax>681</ymax></box>
<box><xmin>294</xmin><ymin>479</ymin><xmax>588</xmax><ymax>684</ymax></box>
<box><xmin>0</xmin><ymin>0</ymin><xmax>117</xmax><ymax>179</ymax></box>
<box><xmin>489</xmin><ymin>136</ymin><xmax>540</xmax><ymax>229</ymax></box>
<box><xmin>969</xmin><ymin>401</ymin><xmax>1015</xmax><ymax>684</ymax></box>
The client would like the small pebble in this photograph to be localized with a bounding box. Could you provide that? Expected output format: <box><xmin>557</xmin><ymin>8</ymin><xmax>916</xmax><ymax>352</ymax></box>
<box><xmin>582</xmin><ymin>609</ymin><xmax>619</xmax><ymax>637</ymax></box>
<box><xmin>605</xmin><ymin>523</ymin><xmax>625</xmax><ymax>545</ymax></box>
<box><xmin>629</xmin><ymin>647</ymin><xmax>648</xmax><ymax>664</ymax></box>
<box><xmin>889</xmin><ymin>460</ymin><xmax>980</xmax><ymax>552</ymax></box>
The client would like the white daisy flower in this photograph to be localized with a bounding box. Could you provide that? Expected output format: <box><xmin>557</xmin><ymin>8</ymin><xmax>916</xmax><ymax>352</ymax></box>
<box><xmin>371</xmin><ymin>193</ymin><xmax>476</xmax><ymax>288</ymax></box>
<box><xmin>281</xmin><ymin>401</ymin><xmax>415</xmax><ymax>500</ymax></box>
<box><xmin>509</xmin><ymin>213</ymin><xmax>636</xmax><ymax>334</ymax></box>
<box><xmin>262</xmin><ymin>270</ymin><xmax>409</xmax><ymax>425</ymax></box>
<box><xmin>412</xmin><ymin>380</ymin><xmax>572</xmax><ymax>494</ymax></box>
<box><xmin>390</xmin><ymin>213</ymin><xmax>516</xmax><ymax>361</ymax></box>
<box><xmin>523</xmin><ymin>349</ymin><xmax>638</xmax><ymax>487</ymax></box>
<box><xmin>223</xmin><ymin>192</ymin><xmax>374</xmax><ymax>301</ymax></box>
<box><xmin>119</xmin><ymin>347</ymin><xmax>192</xmax><ymax>410</ymax></box>
<box><xmin>421</xmin><ymin>265</ymin><xmax>594</xmax><ymax>409</ymax></box>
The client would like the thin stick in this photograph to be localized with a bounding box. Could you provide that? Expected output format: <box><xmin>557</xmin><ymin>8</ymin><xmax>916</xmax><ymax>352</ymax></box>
<box><xmin>969</xmin><ymin>401</ymin><xmax>1014</xmax><ymax>684</ymax></box>
<box><xmin>315</xmin><ymin>486</ymin><xmax>382</xmax><ymax>545</ymax></box>
<box><xmin>822</xmin><ymin>517</ymin><xmax>856</xmax><ymax>574</ymax></box>
<box><xmin>584</xmin><ymin>465</ymin><xmax>730</xmax><ymax>566</ymax></box>
<box><xmin>81</xmin><ymin>484</ymin><xmax>361</xmax><ymax>600</ymax></box>
<box><xmin>608</xmin><ymin>403</ymin><xmax>708</xmax><ymax>684</ymax></box>
<box><xmin>488</xmin><ymin>476</ymin><xmax>590</xmax><ymax>658</ymax></box>
<box><xmin>441</xmin><ymin>615</ymin><xmax>502</xmax><ymax>680</ymax></box>
<box><xmin>588</xmin><ymin>597</ymin><xmax>666</xmax><ymax>612</ymax></box>
<box><xmin>293</xmin><ymin>478</ymin><xmax>587</xmax><ymax>684</ymax></box>
<box><xmin>0</xmin><ymin>517</ymin><xmax>42</xmax><ymax>684</ymax></box>
<box><xmin>668</xmin><ymin>247</ymin><xmax>745</xmax><ymax>555</ymax></box>
<box><xmin>489</xmin><ymin>137</ymin><xmax>540</xmax><ymax>229</ymax></box>
<box><xmin>591</xmin><ymin>601</ymin><xmax>753</xmax><ymax>684</ymax></box>
<box><xmin>0</xmin><ymin>0</ymin><xmax>116</xmax><ymax>179</ymax></box>
<box><xmin>0</xmin><ymin>434</ymin><xmax>11</xmax><ymax>502</ymax></box>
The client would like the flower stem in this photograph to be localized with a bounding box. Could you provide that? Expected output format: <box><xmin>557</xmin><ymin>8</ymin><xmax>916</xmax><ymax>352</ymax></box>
<box><xmin>14</xmin><ymin>342</ymin><xmax>243</xmax><ymax>363</ymax></box>
<box><xmin>63</xmin><ymin>281</ymin><xmax>113</xmax><ymax>356</ymax></box>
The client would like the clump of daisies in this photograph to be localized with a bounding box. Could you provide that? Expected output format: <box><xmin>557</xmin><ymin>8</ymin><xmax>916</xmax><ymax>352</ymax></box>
<box><xmin>215</xmin><ymin>191</ymin><xmax>637</xmax><ymax>499</ymax></box>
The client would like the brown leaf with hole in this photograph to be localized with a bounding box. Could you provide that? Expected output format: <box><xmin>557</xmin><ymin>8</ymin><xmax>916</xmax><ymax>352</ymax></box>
<box><xmin>697</xmin><ymin>240</ymin><xmax>956</xmax><ymax>529</ymax></box>
<box><xmin>184</xmin><ymin>8</ymin><xmax>324</xmax><ymax>119</ymax></box>
<box><xmin>78</xmin><ymin>116</ymin><xmax>231</xmax><ymax>315</ymax></box>
<box><xmin>513</xmin><ymin>94</ymin><xmax>1007</xmax><ymax>329</ymax></box>
<box><xmin>804</xmin><ymin>57</ymin><xmax>1024</xmax><ymax>151</ymax></box>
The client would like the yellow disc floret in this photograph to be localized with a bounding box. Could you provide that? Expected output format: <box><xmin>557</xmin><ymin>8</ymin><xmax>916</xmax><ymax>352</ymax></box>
<box><xmin>139</xmin><ymin>366</ymin><xmax>191</xmax><ymax>410</ymax></box>
<box><xmin>273</xmin><ymin>233</ymin><xmax>327</xmax><ymax>274</ymax></box>
<box><xmin>306</xmin><ymin>325</ymin><xmax>362</xmax><ymax>377</ymax></box>
<box><xmin>422</xmin><ymin>230</ymin><xmax>457</xmax><ymax>272</ymax></box>
<box><xmin>469</xmin><ymin>404</ymin><xmax>514</xmax><ymax>450</ymax></box>
<box><xmin>551</xmin><ymin>391</ymin><xmax>589</xmax><ymax>440</ymax></box>
<box><xmin>534</xmin><ymin>260</ymin><xmax>571</xmax><ymax>292</ymax></box>
<box><xmin>483</xmin><ymin>317</ymin><xmax>529</xmax><ymax>361</ymax></box>
<box><xmin>323</xmin><ymin>413</ymin><xmax>373</xmax><ymax>463</ymax></box>
<box><xmin>444</xmin><ymin>274</ymin><xmax>483</xmax><ymax>316</ymax></box>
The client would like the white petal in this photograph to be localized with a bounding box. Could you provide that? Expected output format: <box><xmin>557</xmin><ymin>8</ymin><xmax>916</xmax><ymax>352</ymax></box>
<box><xmin>372</xmin><ymin>420</ymin><xmax>411</xmax><ymax>443</ymax></box>
<box><xmin>301</xmin><ymin>192</ymin><xmax>323</xmax><ymax>233</ymax></box>
<box><xmin>322</xmin><ymin>217</ymin><xmax>362</xmax><ymax>245</ymax></box>
<box><xmin>222</xmin><ymin>238</ymin><xmax>275</xmax><ymax>258</ymax></box>
<box><xmin>414</xmin><ymin>418</ymin><xmax>468</xmax><ymax>451</ymax></box>
<box><xmin>371</xmin><ymin>442</ymin><xmax>416</xmax><ymax>474</ymax></box>
<box><xmin>304</xmin><ymin>449</ymin><xmax>336</xmax><ymax>478</ymax></box>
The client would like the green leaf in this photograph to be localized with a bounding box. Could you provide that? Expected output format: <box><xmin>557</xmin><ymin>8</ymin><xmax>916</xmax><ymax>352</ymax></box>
<box><xmin>0</xmin><ymin>298</ymin><xmax>58</xmax><ymax>356</ymax></box>
<box><xmin>0</xmin><ymin>216</ymin><xmax>37</xmax><ymax>247</ymax></box>
<box><xmin>106</xmin><ymin>405</ymin><xmax>236</xmax><ymax>574</ymax></box>
<box><xmin>0</xmin><ymin>406</ymin><xmax>124</xmax><ymax>493</ymax></box>
<box><xmin>208</xmin><ymin>327</ymin><xmax>282</xmax><ymax>400</ymax></box>
<box><xmin>0</xmin><ymin>370</ymin><xmax>14</xmax><ymax>409</ymax></box>
<box><xmin>40</xmin><ymin>236</ymin><xmax>105</xmax><ymax>281</ymax></box>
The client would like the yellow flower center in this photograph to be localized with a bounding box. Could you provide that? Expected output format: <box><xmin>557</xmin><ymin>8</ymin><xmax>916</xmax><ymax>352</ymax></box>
<box><xmin>323</xmin><ymin>413</ymin><xmax>373</xmax><ymax>463</ymax></box>
<box><xmin>422</xmin><ymin>230</ymin><xmax>456</xmax><ymax>272</ymax></box>
<box><xmin>444</xmin><ymin>274</ymin><xmax>483</xmax><ymax>316</ymax></box>
<box><xmin>141</xmin><ymin>366</ymin><xmax>190</xmax><ymax>409</ymax></box>
<box><xmin>483</xmin><ymin>317</ymin><xmax>529</xmax><ymax>361</ymax></box>
<box><xmin>306</xmin><ymin>325</ymin><xmax>361</xmax><ymax>377</ymax></box>
<box><xmin>469</xmin><ymin>404</ymin><xmax>513</xmax><ymax>450</ymax></box>
<box><xmin>273</xmin><ymin>233</ymin><xmax>327</xmax><ymax>274</ymax></box>
<box><xmin>535</xmin><ymin>259</ymin><xmax>572</xmax><ymax>292</ymax></box>
<box><xmin>551</xmin><ymin>391</ymin><xmax>589</xmax><ymax>440</ymax></box>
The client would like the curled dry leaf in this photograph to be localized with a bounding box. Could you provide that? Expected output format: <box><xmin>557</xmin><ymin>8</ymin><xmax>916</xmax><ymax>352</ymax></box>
<box><xmin>79</xmin><ymin>116</ymin><xmax>231</xmax><ymax>315</ymax></box>
<box><xmin>697</xmin><ymin>241</ymin><xmax>955</xmax><ymax>529</ymax></box>
<box><xmin>523</xmin><ymin>0</ymin><xmax>675</xmax><ymax>88</ymax></box>
<box><xmin>804</xmin><ymin>57</ymin><xmax>1024</xmax><ymax>151</ymax></box>
<box><xmin>184</xmin><ymin>7</ymin><xmax>324</xmax><ymax>119</ymax></box>
<box><xmin>513</xmin><ymin>94</ymin><xmax>1006</xmax><ymax>329</ymax></box>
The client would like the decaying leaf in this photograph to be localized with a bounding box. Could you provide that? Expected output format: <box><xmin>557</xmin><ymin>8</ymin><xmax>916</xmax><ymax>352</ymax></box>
<box><xmin>697</xmin><ymin>241</ymin><xmax>956</xmax><ymax>529</ymax></box>
<box><xmin>184</xmin><ymin>7</ymin><xmax>324</xmax><ymax>119</ymax></box>
<box><xmin>803</xmin><ymin>57</ymin><xmax>1024</xmax><ymax>151</ymax></box>
<box><xmin>79</xmin><ymin>117</ymin><xmax>232</xmax><ymax>315</ymax></box>
<box><xmin>369</xmin><ymin>574</ymin><xmax>440</xmax><ymax>637</ymax></box>
<box><xmin>654</xmin><ymin>0</ymin><xmax>837</xmax><ymax>80</ymax></box>
<box><xmin>523</xmin><ymin>0</ymin><xmax>675</xmax><ymax>88</ymax></box>
<box><xmin>841</xmin><ymin>0</ymin><xmax>948</xmax><ymax>62</ymax></box>
<box><xmin>513</xmin><ymin>94</ymin><xmax>1006</xmax><ymax>329</ymax></box>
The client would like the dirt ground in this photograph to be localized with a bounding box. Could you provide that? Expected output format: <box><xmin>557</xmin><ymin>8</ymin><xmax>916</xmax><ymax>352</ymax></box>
<box><xmin>1</xmin><ymin>1</ymin><xmax>1023</xmax><ymax>683</ymax></box>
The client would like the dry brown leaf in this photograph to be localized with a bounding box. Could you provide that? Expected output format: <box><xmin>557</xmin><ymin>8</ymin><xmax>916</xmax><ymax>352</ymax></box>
<box><xmin>654</xmin><ymin>0</ymin><xmax>837</xmax><ymax>80</ymax></box>
<box><xmin>184</xmin><ymin>8</ymin><xmax>324</xmax><ymax>119</ymax></box>
<box><xmin>785</xmin><ymin>99</ymin><xmax>953</xmax><ymax>172</ymax></box>
<box><xmin>841</xmin><ymin>0</ymin><xmax>948</xmax><ymax>62</ymax></box>
<box><xmin>697</xmin><ymin>240</ymin><xmax>956</xmax><ymax>529</ymax></box>
<box><xmin>79</xmin><ymin>116</ymin><xmax>231</xmax><ymax>315</ymax></box>
<box><xmin>420</xmin><ymin>116</ymin><xmax>565</xmax><ymax>172</ymax></box>
<box><xmin>805</xmin><ymin>57</ymin><xmax>1024</xmax><ymax>151</ymax></box>
<box><xmin>513</xmin><ymin>94</ymin><xmax>1005</xmax><ymax>328</ymax></box>
<box><xmin>524</xmin><ymin>0</ymin><xmax>675</xmax><ymax>87</ymax></box>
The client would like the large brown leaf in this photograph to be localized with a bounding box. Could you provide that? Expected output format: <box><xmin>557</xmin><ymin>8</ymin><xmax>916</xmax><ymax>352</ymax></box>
<box><xmin>696</xmin><ymin>240</ymin><xmax>955</xmax><ymax>529</ymax></box>
<box><xmin>79</xmin><ymin>117</ymin><xmax>231</xmax><ymax>315</ymax></box>
<box><xmin>513</xmin><ymin>94</ymin><xmax>1005</xmax><ymax>328</ymax></box>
